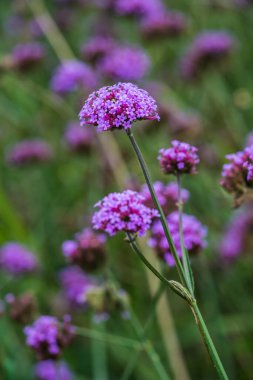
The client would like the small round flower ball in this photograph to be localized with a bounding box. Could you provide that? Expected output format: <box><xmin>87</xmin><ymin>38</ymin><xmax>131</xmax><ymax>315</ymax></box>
<box><xmin>92</xmin><ymin>190</ymin><xmax>158</xmax><ymax>237</ymax></box>
<box><xmin>35</xmin><ymin>360</ymin><xmax>73</xmax><ymax>380</ymax></box>
<box><xmin>158</xmin><ymin>140</ymin><xmax>199</xmax><ymax>175</ymax></box>
<box><xmin>80</xmin><ymin>36</ymin><xmax>116</xmax><ymax>63</ymax></box>
<box><xmin>64</xmin><ymin>122</ymin><xmax>95</xmax><ymax>153</ymax></box>
<box><xmin>50</xmin><ymin>60</ymin><xmax>97</xmax><ymax>95</ymax></box>
<box><xmin>114</xmin><ymin>0</ymin><xmax>163</xmax><ymax>17</ymax></box>
<box><xmin>24</xmin><ymin>315</ymin><xmax>75</xmax><ymax>359</ymax></box>
<box><xmin>6</xmin><ymin>139</ymin><xmax>53</xmax><ymax>166</ymax></box>
<box><xmin>12</xmin><ymin>42</ymin><xmax>44</xmax><ymax>70</ymax></box>
<box><xmin>0</xmin><ymin>243</ymin><xmax>38</xmax><ymax>275</ymax></box>
<box><xmin>149</xmin><ymin>211</ymin><xmax>207</xmax><ymax>265</ymax></box>
<box><xmin>98</xmin><ymin>46</ymin><xmax>150</xmax><ymax>81</ymax></box>
<box><xmin>79</xmin><ymin>82</ymin><xmax>160</xmax><ymax>132</ymax></box>
<box><xmin>62</xmin><ymin>228</ymin><xmax>107</xmax><ymax>271</ymax></box>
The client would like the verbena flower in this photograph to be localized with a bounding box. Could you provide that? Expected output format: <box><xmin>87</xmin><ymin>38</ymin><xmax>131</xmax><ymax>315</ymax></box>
<box><xmin>12</xmin><ymin>42</ymin><xmax>44</xmax><ymax>70</ymax></box>
<box><xmin>158</xmin><ymin>140</ymin><xmax>199</xmax><ymax>175</ymax></box>
<box><xmin>64</xmin><ymin>122</ymin><xmax>95</xmax><ymax>153</ymax></box>
<box><xmin>62</xmin><ymin>228</ymin><xmax>106</xmax><ymax>271</ymax></box>
<box><xmin>114</xmin><ymin>0</ymin><xmax>163</xmax><ymax>17</ymax></box>
<box><xmin>81</xmin><ymin>36</ymin><xmax>116</xmax><ymax>63</ymax></box>
<box><xmin>92</xmin><ymin>190</ymin><xmax>158</xmax><ymax>236</ymax></box>
<box><xmin>59</xmin><ymin>266</ymin><xmax>95</xmax><ymax>306</ymax></box>
<box><xmin>140</xmin><ymin>10</ymin><xmax>186</xmax><ymax>38</ymax></box>
<box><xmin>35</xmin><ymin>360</ymin><xmax>73</xmax><ymax>380</ymax></box>
<box><xmin>149</xmin><ymin>211</ymin><xmax>207</xmax><ymax>266</ymax></box>
<box><xmin>180</xmin><ymin>31</ymin><xmax>235</xmax><ymax>80</ymax></box>
<box><xmin>98</xmin><ymin>46</ymin><xmax>150</xmax><ymax>81</ymax></box>
<box><xmin>140</xmin><ymin>181</ymin><xmax>189</xmax><ymax>213</ymax></box>
<box><xmin>6</xmin><ymin>292</ymin><xmax>36</xmax><ymax>324</ymax></box>
<box><xmin>24</xmin><ymin>315</ymin><xmax>75</xmax><ymax>359</ymax></box>
<box><xmin>0</xmin><ymin>243</ymin><xmax>38</xmax><ymax>275</ymax></box>
<box><xmin>51</xmin><ymin>60</ymin><xmax>97</xmax><ymax>95</ymax></box>
<box><xmin>6</xmin><ymin>139</ymin><xmax>53</xmax><ymax>166</ymax></box>
<box><xmin>79</xmin><ymin>82</ymin><xmax>159</xmax><ymax>132</ymax></box>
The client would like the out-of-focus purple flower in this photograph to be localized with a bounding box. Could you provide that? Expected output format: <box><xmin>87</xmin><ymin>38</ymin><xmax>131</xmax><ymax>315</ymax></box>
<box><xmin>6</xmin><ymin>292</ymin><xmax>36</xmax><ymax>324</ymax></box>
<box><xmin>92</xmin><ymin>190</ymin><xmax>158</xmax><ymax>237</ymax></box>
<box><xmin>6</xmin><ymin>139</ymin><xmax>53</xmax><ymax>166</ymax></box>
<box><xmin>140</xmin><ymin>181</ymin><xmax>189</xmax><ymax>213</ymax></box>
<box><xmin>158</xmin><ymin>140</ymin><xmax>199</xmax><ymax>175</ymax></box>
<box><xmin>114</xmin><ymin>0</ymin><xmax>163</xmax><ymax>17</ymax></box>
<box><xmin>180</xmin><ymin>31</ymin><xmax>235</xmax><ymax>80</ymax></box>
<box><xmin>245</xmin><ymin>132</ymin><xmax>253</xmax><ymax>148</ymax></box>
<box><xmin>35</xmin><ymin>360</ymin><xmax>73</xmax><ymax>380</ymax></box>
<box><xmin>62</xmin><ymin>228</ymin><xmax>106</xmax><ymax>271</ymax></box>
<box><xmin>98</xmin><ymin>46</ymin><xmax>150</xmax><ymax>81</ymax></box>
<box><xmin>81</xmin><ymin>36</ymin><xmax>116</xmax><ymax>63</ymax></box>
<box><xmin>64</xmin><ymin>122</ymin><xmax>95</xmax><ymax>153</ymax></box>
<box><xmin>149</xmin><ymin>211</ymin><xmax>207</xmax><ymax>266</ymax></box>
<box><xmin>12</xmin><ymin>43</ymin><xmax>44</xmax><ymax>70</ymax></box>
<box><xmin>51</xmin><ymin>60</ymin><xmax>97</xmax><ymax>95</ymax></box>
<box><xmin>79</xmin><ymin>82</ymin><xmax>159</xmax><ymax>132</ymax></box>
<box><xmin>24</xmin><ymin>315</ymin><xmax>75</xmax><ymax>359</ymax></box>
<box><xmin>219</xmin><ymin>208</ymin><xmax>253</xmax><ymax>261</ymax></box>
<box><xmin>59</xmin><ymin>266</ymin><xmax>95</xmax><ymax>306</ymax></box>
<box><xmin>0</xmin><ymin>243</ymin><xmax>38</xmax><ymax>275</ymax></box>
<box><xmin>167</xmin><ymin>108</ymin><xmax>201</xmax><ymax>134</ymax></box>
<box><xmin>140</xmin><ymin>10</ymin><xmax>187</xmax><ymax>38</ymax></box>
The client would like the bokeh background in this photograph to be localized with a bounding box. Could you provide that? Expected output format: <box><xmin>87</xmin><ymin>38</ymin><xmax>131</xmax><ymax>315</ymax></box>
<box><xmin>1</xmin><ymin>0</ymin><xmax>253</xmax><ymax>379</ymax></box>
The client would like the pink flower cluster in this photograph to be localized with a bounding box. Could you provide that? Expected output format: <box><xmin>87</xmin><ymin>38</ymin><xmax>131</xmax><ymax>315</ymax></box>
<box><xmin>81</xmin><ymin>36</ymin><xmax>116</xmax><ymax>62</ymax></box>
<box><xmin>35</xmin><ymin>360</ymin><xmax>73</xmax><ymax>380</ymax></box>
<box><xmin>140</xmin><ymin>11</ymin><xmax>186</xmax><ymax>38</ymax></box>
<box><xmin>12</xmin><ymin>42</ymin><xmax>44</xmax><ymax>70</ymax></box>
<box><xmin>6</xmin><ymin>139</ymin><xmax>53</xmax><ymax>166</ymax></box>
<box><xmin>0</xmin><ymin>243</ymin><xmax>38</xmax><ymax>275</ymax></box>
<box><xmin>149</xmin><ymin>211</ymin><xmax>207</xmax><ymax>266</ymax></box>
<box><xmin>64</xmin><ymin>122</ymin><xmax>95</xmax><ymax>153</ymax></box>
<box><xmin>158</xmin><ymin>140</ymin><xmax>199</xmax><ymax>175</ymax></box>
<box><xmin>92</xmin><ymin>190</ymin><xmax>158</xmax><ymax>236</ymax></box>
<box><xmin>79</xmin><ymin>82</ymin><xmax>160</xmax><ymax>132</ymax></box>
<box><xmin>114</xmin><ymin>0</ymin><xmax>162</xmax><ymax>17</ymax></box>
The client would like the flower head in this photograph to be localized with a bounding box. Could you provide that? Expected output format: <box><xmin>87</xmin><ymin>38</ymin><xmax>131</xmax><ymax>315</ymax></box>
<box><xmin>51</xmin><ymin>60</ymin><xmax>97</xmax><ymax>95</ymax></box>
<box><xmin>114</xmin><ymin>0</ymin><xmax>163</xmax><ymax>17</ymax></box>
<box><xmin>140</xmin><ymin>11</ymin><xmax>186</xmax><ymax>38</ymax></box>
<box><xmin>35</xmin><ymin>360</ymin><xmax>73</xmax><ymax>380</ymax></box>
<box><xmin>98</xmin><ymin>46</ymin><xmax>150</xmax><ymax>81</ymax></box>
<box><xmin>62</xmin><ymin>228</ymin><xmax>106</xmax><ymax>271</ymax></box>
<box><xmin>81</xmin><ymin>36</ymin><xmax>116</xmax><ymax>63</ymax></box>
<box><xmin>79</xmin><ymin>82</ymin><xmax>159</xmax><ymax>132</ymax></box>
<box><xmin>12</xmin><ymin>42</ymin><xmax>44</xmax><ymax>70</ymax></box>
<box><xmin>6</xmin><ymin>139</ymin><xmax>53</xmax><ymax>166</ymax></box>
<box><xmin>64</xmin><ymin>122</ymin><xmax>95</xmax><ymax>153</ymax></box>
<box><xmin>149</xmin><ymin>211</ymin><xmax>207</xmax><ymax>266</ymax></box>
<box><xmin>0</xmin><ymin>243</ymin><xmax>38</xmax><ymax>275</ymax></box>
<box><xmin>24</xmin><ymin>315</ymin><xmax>75</xmax><ymax>359</ymax></box>
<box><xmin>158</xmin><ymin>140</ymin><xmax>199</xmax><ymax>175</ymax></box>
<box><xmin>92</xmin><ymin>190</ymin><xmax>158</xmax><ymax>236</ymax></box>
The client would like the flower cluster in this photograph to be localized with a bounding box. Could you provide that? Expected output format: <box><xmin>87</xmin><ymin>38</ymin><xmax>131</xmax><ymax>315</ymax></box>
<box><xmin>140</xmin><ymin>181</ymin><xmax>189</xmax><ymax>213</ymax></box>
<box><xmin>24</xmin><ymin>315</ymin><xmax>75</xmax><ymax>359</ymax></box>
<box><xmin>140</xmin><ymin>11</ymin><xmax>186</xmax><ymax>38</ymax></box>
<box><xmin>62</xmin><ymin>228</ymin><xmax>106</xmax><ymax>271</ymax></box>
<box><xmin>35</xmin><ymin>360</ymin><xmax>73</xmax><ymax>380</ymax></box>
<box><xmin>98</xmin><ymin>46</ymin><xmax>150</xmax><ymax>81</ymax></box>
<box><xmin>0</xmin><ymin>243</ymin><xmax>38</xmax><ymax>275</ymax></box>
<box><xmin>12</xmin><ymin>42</ymin><xmax>44</xmax><ymax>70</ymax></box>
<box><xmin>64</xmin><ymin>122</ymin><xmax>95</xmax><ymax>153</ymax></box>
<box><xmin>6</xmin><ymin>139</ymin><xmax>53</xmax><ymax>166</ymax></box>
<box><xmin>149</xmin><ymin>211</ymin><xmax>207</xmax><ymax>266</ymax></box>
<box><xmin>51</xmin><ymin>60</ymin><xmax>97</xmax><ymax>95</ymax></box>
<box><xmin>180</xmin><ymin>31</ymin><xmax>235</xmax><ymax>80</ymax></box>
<box><xmin>92</xmin><ymin>190</ymin><xmax>158</xmax><ymax>236</ymax></box>
<box><xmin>81</xmin><ymin>36</ymin><xmax>116</xmax><ymax>63</ymax></box>
<box><xmin>6</xmin><ymin>292</ymin><xmax>36</xmax><ymax>324</ymax></box>
<box><xmin>79</xmin><ymin>82</ymin><xmax>160</xmax><ymax>132</ymax></box>
<box><xmin>59</xmin><ymin>266</ymin><xmax>95</xmax><ymax>306</ymax></box>
<box><xmin>114</xmin><ymin>0</ymin><xmax>163</xmax><ymax>17</ymax></box>
<box><xmin>158</xmin><ymin>140</ymin><xmax>199</xmax><ymax>175</ymax></box>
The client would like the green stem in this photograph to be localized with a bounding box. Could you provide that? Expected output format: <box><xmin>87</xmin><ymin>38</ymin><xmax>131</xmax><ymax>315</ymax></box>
<box><xmin>126</xmin><ymin>130</ymin><xmax>186</xmax><ymax>286</ymax></box>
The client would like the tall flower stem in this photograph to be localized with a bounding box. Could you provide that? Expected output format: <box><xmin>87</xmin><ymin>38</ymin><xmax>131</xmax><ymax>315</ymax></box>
<box><xmin>126</xmin><ymin>130</ymin><xmax>229</xmax><ymax>380</ymax></box>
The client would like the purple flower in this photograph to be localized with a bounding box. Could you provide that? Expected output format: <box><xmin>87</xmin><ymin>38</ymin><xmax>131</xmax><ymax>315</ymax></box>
<box><xmin>79</xmin><ymin>82</ymin><xmax>159</xmax><ymax>132</ymax></box>
<box><xmin>92</xmin><ymin>190</ymin><xmax>158</xmax><ymax>237</ymax></box>
<box><xmin>12</xmin><ymin>42</ymin><xmax>44</xmax><ymax>70</ymax></box>
<box><xmin>246</xmin><ymin>132</ymin><xmax>253</xmax><ymax>148</ymax></box>
<box><xmin>140</xmin><ymin>181</ymin><xmax>189</xmax><ymax>213</ymax></box>
<box><xmin>6</xmin><ymin>139</ymin><xmax>53</xmax><ymax>166</ymax></box>
<box><xmin>0</xmin><ymin>243</ymin><xmax>38</xmax><ymax>275</ymax></box>
<box><xmin>62</xmin><ymin>228</ymin><xmax>106</xmax><ymax>271</ymax></box>
<box><xmin>59</xmin><ymin>266</ymin><xmax>95</xmax><ymax>306</ymax></box>
<box><xmin>140</xmin><ymin>10</ymin><xmax>187</xmax><ymax>38</ymax></box>
<box><xmin>167</xmin><ymin>108</ymin><xmax>201</xmax><ymax>134</ymax></box>
<box><xmin>81</xmin><ymin>36</ymin><xmax>116</xmax><ymax>62</ymax></box>
<box><xmin>158</xmin><ymin>140</ymin><xmax>199</xmax><ymax>175</ymax></box>
<box><xmin>64</xmin><ymin>122</ymin><xmax>95</xmax><ymax>153</ymax></box>
<box><xmin>98</xmin><ymin>46</ymin><xmax>150</xmax><ymax>81</ymax></box>
<box><xmin>24</xmin><ymin>315</ymin><xmax>75</xmax><ymax>359</ymax></box>
<box><xmin>114</xmin><ymin>0</ymin><xmax>163</xmax><ymax>17</ymax></box>
<box><xmin>35</xmin><ymin>360</ymin><xmax>73</xmax><ymax>380</ymax></box>
<box><xmin>51</xmin><ymin>60</ymin><xmax>97</xmax><ymax>95</ymax></box>
<box><xmin>149</xmin><ymin>211</ymin><xmax>207</xmax><ymax>266</ymax></box>
<box><xmin>180</xmin><ymin>31</ymin><xmax>235</xmax><ymax>80</ymax></box>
